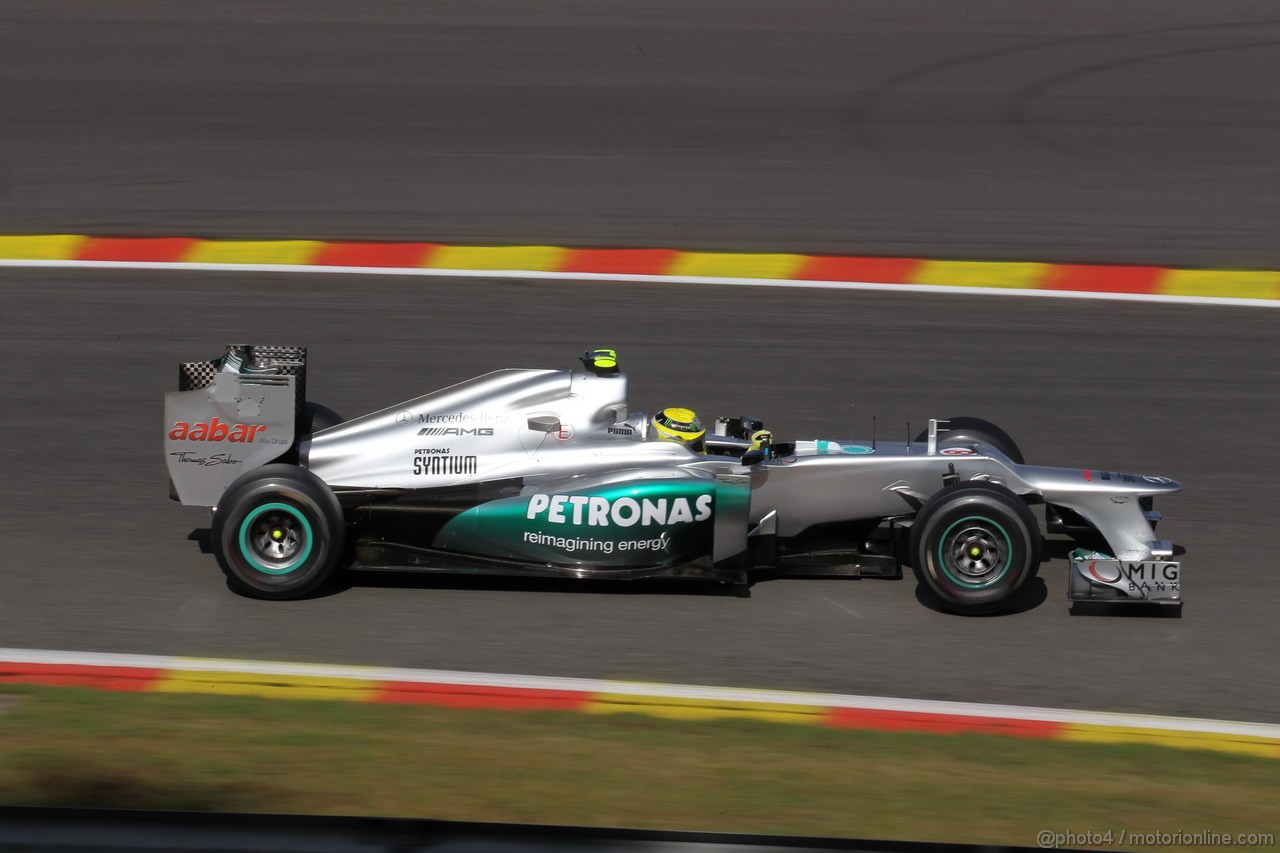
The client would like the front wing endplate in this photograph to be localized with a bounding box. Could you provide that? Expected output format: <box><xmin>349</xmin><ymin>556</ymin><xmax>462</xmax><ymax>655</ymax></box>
<box><xmin>1068</xmin><ymin>549</ymin><xmax>1181</xmax><ymax>603</ymax></box>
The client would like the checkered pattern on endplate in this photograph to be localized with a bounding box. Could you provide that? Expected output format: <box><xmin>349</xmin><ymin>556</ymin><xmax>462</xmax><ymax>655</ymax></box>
<box><xmin>178</xmin><ymin>360</ymin><xmax>219</xmax><ymax>392</ymax></box>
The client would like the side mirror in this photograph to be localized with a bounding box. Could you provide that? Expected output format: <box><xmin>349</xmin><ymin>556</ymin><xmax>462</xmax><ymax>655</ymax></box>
<box><xmin>527</xmin><ymin>415</ymin><xmax>560</xmax><ymax>433</ymax></box>
<box><xmin>714</xmin><ymin>415</ymin><xmax>765</xmax><ymax>440</ymax></box>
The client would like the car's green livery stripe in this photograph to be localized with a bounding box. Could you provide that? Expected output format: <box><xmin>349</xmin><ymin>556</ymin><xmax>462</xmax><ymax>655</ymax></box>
<box><xmin>434</xmin><ymin>479</ymin><xmax>716</xmax><ymax>566</ymax></box>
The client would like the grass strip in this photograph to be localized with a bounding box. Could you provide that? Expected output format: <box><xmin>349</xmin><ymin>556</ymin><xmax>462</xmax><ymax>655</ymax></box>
<box><xmin>0</xmin><ymin>684</ymin><xmax>1276</xmax><ymax>849</ymax></box>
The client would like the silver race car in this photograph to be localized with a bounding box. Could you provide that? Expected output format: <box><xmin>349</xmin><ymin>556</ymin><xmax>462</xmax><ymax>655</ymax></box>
<box><xmin>165</xmin><ymin>345</ymin><xmax>1182</xmax><ymax>614</ymax></box>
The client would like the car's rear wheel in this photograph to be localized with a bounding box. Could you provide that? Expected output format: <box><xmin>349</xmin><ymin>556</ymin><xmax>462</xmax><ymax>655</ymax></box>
<box><xmin>914</xmin><ymin>416</ymin><xmax>1024</xmax><ymax>464</ymax></box>
<box><xmin>211</xmin><ymin>464</ymin><xmax>344</xmax><ymax>600</ymax></box>
<box><xmin>909</xmin><ymin>482</ymin><xmax>1040</xmax><ymax>615</ymax></box>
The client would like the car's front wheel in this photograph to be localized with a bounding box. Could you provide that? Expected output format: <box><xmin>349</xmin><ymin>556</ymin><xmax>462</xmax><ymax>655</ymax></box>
<box><xmin>211</xmin><ymin>464</ymin><xmax>344</xmax><ymax>600</ymax></box>
<box><xmin>909</xmin><ymin>482</ymin><xmax>1041</xmax><ymax>615</ymax></box>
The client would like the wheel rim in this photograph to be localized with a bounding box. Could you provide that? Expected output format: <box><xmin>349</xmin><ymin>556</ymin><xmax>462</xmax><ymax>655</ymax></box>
<box><xmin>936</xmin><ymin>515</ymin><xmax>1013</xmax><ymax>589</ymax></box>
<box><xmin>238</xmin><ymin>502</ymin><xmax>314</xmax><ymax>575</ymax></box>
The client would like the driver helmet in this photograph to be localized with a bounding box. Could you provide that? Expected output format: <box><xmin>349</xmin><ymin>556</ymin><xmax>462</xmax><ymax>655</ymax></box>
<box><xmin>650</xmin><ymin>407</ymin><xmax>706</xmax><ymax>453</ymax></box>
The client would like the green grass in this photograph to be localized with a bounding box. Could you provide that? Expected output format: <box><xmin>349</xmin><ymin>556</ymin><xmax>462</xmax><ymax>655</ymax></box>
<box><xmin>0</xmin><ymin>685</ymin><xmax>1276</xmax><ymax>849</ymax></box>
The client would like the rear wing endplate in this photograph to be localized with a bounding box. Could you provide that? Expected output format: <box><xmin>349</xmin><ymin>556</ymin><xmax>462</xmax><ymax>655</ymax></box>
<box><xmin>164</xmin><ymin>345</ymin><xmax>306</xmax><ymax>507</ymax></box>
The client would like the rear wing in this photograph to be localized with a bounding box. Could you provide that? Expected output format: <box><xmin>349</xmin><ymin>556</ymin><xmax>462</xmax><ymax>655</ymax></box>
<box><xmin>165</xmin><ymin>345</ymin><xmax>306</xmax><ymax>507</ymax></box>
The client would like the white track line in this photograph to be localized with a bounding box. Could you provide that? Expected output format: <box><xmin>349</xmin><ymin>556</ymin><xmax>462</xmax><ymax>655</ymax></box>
<box><xmin>1</xmin><ymin>259</ymin><xmax>1276</xmax><ymax>309</ymax></box>
<box><xmin>3</xmin><ymin>647</ymin><xmax>1278</xmax><ymax>740</ymax></box>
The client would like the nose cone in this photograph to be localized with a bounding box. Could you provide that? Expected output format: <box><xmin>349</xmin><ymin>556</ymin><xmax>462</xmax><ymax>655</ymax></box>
<box><xmin>1078</xmin><ymin>470</ymin><xmax>1181</xmax><ymax>493</ymax></box>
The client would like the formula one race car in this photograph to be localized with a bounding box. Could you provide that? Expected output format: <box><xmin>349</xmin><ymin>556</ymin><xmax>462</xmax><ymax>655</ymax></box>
<box><xmin>165</xmin><ymin>345</ymin><xmax>1182</xmax><ymax>614</ymax></box>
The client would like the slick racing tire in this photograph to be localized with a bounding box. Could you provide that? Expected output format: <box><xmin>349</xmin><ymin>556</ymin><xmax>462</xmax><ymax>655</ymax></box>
<box><xmin>914</xmin><ymin>416</ymin><xmax>1024</xmax><ymax>464</ymax></box>
<box><xmin>909</xmin><ymin>482</ymin><xmax>1041</xmax><ymax>615</ymax></box>
<box><xmin>211</xmin><ymin>464</ymin><xmax>345</xmax><ymax>600</ymax></box>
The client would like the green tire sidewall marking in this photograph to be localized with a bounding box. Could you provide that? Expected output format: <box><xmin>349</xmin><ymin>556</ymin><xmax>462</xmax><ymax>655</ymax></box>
<box><xmin>935</xmin><ymin>514</ymin><xmax>1014</xmax><ymax>589</ymax></box>
<box><xmin>239</xmin><ymin>502</ymin><xmax>314</xmax><ymax>576</ymax></box>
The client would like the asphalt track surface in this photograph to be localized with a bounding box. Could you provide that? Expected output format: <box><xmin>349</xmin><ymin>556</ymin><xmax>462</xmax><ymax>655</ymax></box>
<box><xmin>6</xmin><ymin>0</ymin><xmax>1280</xmax><ymax>266</ymax></box>
<box><xmin>1</xmin><ymin>270</ymin><xmax>1278</xmax><ymax>723</ymax></box>
<box><xmin>2</xmin><ymin>1</ymin><xmax>1280</xmax><ymax>722</ymax></box>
